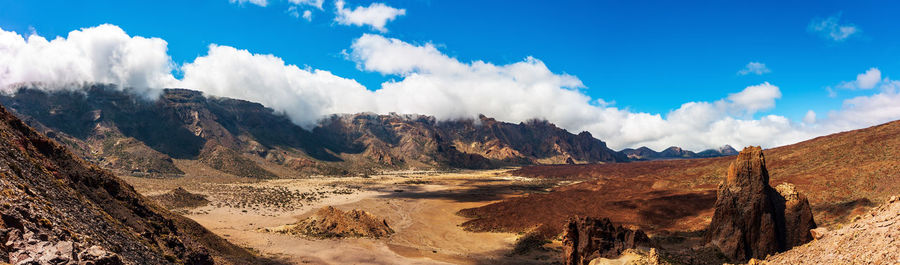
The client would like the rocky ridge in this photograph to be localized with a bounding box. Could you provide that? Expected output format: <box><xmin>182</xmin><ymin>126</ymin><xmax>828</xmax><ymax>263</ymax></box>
<box><xmin>1</xmin><ymin>85</ymin><xmax>625</xmax><ymax>177</ymax></box>
<box><xmin>0</xmin><ymin>103</ymin><xmax>271</xmax><ymax>264</ymax></box>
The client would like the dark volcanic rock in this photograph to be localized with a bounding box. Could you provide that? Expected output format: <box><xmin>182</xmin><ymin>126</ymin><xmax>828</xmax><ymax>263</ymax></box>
<box><xmin>0</xmin><ymin>103</ymin><xmax>271</xmax><ymax>264</ymax></box>
<box><xmin>1</xmin><ymin>85</ymin><xmax>625</xmax><ymax>176</ymax></box>
<box><xmin>705</xmin><ymin>146</ymin><xmax>816</xmax><ymax>261</ymax></box>
<box><xmin>774</xmin><ymin>183</ymin><xmax>816</xmax><ymax>248</ymax></box>
<box><xmin>562</xmin><ymin>216</ymin><xmax>650</xmax><ymax>265</ymax></box>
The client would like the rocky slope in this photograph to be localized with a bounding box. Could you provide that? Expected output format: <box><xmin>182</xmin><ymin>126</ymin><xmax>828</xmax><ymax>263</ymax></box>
<box><xmin>763</xmin><ymin>195</ymin><xmax>900</xmax><ymax>264</ymax></box>
<box><xmin>621</xmin><ymin>145</ymin><xmax>737</xmax><ymax>160</ymax></box>
<box><xmin>0</xmin><ymin>104</ymin><xmax>274</xmax><ymax>264</ymax></box>
<box><xmin>0</xmin><ymin>85</ymin><xmax>625</xmax><ymax>177</ymax></box>
<box><xmin>705</xmin><ymin>147</ymin><xmax>815</xmax><ymax>261</ymax></box>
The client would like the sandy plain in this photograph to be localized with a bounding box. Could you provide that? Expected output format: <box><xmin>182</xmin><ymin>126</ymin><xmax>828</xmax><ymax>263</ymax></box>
<box><xmin>123</xmin><ymin>169</ymin><xmax>561</xmax><ymax>265</ymax></box>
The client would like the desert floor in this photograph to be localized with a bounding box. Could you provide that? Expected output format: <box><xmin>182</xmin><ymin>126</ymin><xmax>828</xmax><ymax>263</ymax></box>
<box><xmin>122</xmin><ymin>169</ymin><xmax>563</xmax><ymax>265</ymax></box>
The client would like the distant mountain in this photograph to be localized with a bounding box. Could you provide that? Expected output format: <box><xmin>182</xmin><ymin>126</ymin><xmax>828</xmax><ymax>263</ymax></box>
<box><xmin>620</xmin><ymin>145</ymin><xmax>737</xmax><ymax>160</ymax></box>
<box><xmin>0</xmin><ymin>85</ymin><xmax>625</xmax><ymax>177</ymax></box>
<box><xmin>0</xmin><ymin>103</ymin><xmax>271</xmax><ymax>264</ymax></box>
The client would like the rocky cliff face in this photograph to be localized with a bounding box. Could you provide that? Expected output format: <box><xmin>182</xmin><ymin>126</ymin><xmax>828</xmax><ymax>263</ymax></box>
<box><xmin>0</xmin><ymin>104</ymin><xmax>269</xmax><ymax>264</ymax></box>
<box><xmin>562</xmin><ymin>216</ymin><xmax>650</xmax><ymax>265</ymax></box>
<box><xmin>705</xmin><ymin>146</ymin><xmax>815</xmax><ymax>261</ymax></box>
<box><xmin>1</xmin><ymin>85</ymin><xmax>625</xmax><ymax>176</ymax></box>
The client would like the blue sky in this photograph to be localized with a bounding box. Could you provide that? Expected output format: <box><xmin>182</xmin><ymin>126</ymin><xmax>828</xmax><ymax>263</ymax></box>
<box><xmin>1</xmin><ymin>0</ymin><xmax>899</xmax><ymax>150</ymax></box>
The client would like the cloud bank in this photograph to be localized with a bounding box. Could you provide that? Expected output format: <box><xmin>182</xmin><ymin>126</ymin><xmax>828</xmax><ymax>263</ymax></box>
<box><xmin>3</xmin><ymin>24</ymin><xmax>900</xmax><ymax>151</ymax></box>
<box><xmin>0</xmin><ymin>24</ymin><xmax>175</xmax><ymax>99</ymax></box>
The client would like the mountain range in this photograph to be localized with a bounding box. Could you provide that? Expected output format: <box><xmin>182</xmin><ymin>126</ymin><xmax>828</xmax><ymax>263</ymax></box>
<box><xmin>0</xmin><ymin>85</ymin><xmax>637</xmax><ymax>177</ymax></box>
<box><xmin>620</xmin><ymin>145</ymin><xmax>738</xmax><ymax>160</ymax></box>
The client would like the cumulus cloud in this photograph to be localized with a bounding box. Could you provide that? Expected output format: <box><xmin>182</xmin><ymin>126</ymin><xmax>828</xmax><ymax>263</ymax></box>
<box><xmin>839</xmin><ymin>67</ymin><xmax>881</xmax><ymax>90</ymax></box>
<box><xmin>334</xmin><ymin>0</ymin><xmax>406</xmax><ymax>32</ymax></box>
<box><xmin>823</xmin><ymin>77</ymin><xmax>900</xmax><ymax>130</ymax></box>
<box><xmin>229</xmin><ymin>0</ymin><xmax>268</xmax><ymax>7</ymax></box>
<box><xmin>808</xmin><ymin>13</ymin><xmax>859</xmax><ymax>42</ymax></box>
<box><xmin>726</xmin><ymin>82</ymin><xmax>781</xmax><ymax>115</ymax></box>
<box><xmin>0</xmin><ymin>24</ymin><xmax>175</xmax><ymax>98</ymax></box>
<box><xmin>345</xmin><ymin>34</ymin><xmax>812</xmax><ymax>150</ymax></box>
<box><xmin>5</xmin><ymin>24</ymin><xmax>900</xmax><ymax>152</ymax></box>
<box><xmin>179</xmin><ymin>44</ymin><xmax>375</xmax><ymax>127</ymax></box>
<box><xmin>738</xmin><ymin>62</ymin><xmax>771</xmax><ymax>75</ymax></box>
<box><xmin>303</xmin><ymin>10</ymin><xmax>313</xmax><ymax>20</ymax></box>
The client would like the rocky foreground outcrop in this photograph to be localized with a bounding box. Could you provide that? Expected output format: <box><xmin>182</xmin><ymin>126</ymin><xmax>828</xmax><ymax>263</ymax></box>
<box><xmin>0</xmin><ymin>104</ymin><xmax>270</xmax><ymax>264</ymax></box>
<box><xmin>562</xmin><ymin>216</ymin><xmax>651</xmax><ymax>265</ymax></box>
<box><xmin>268</xmin><ymin>206</ymin><xmax>394</xmax><ymax>238</ymax></box>
<box><xmin>706</xmin><ymin>146</ymin><xmax>816</xmax><ymax>261</ymax></box>
<box><xmin>764</xmin><ymin>196</ymin><xmax>900</xmax><ymax>264</ymax></box>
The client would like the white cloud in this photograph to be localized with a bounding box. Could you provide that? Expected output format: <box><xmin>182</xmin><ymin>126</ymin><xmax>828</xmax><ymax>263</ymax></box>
<box><xmin>726</xmin><ymin>82</ymin><xmax>781</xmax><ymax>115</ymax></box>
<box><xmin>5</xmin><ymin>24</ymin><xmax>900</xmax><ymax>152</ymax></box>
<box><xmin>803</xmin><ymin>110</ymin><xmax>816</xmax><ymax>124</ymax></box>
<box><xmin>303</xmin><ymin>10</ymin><xmax>313</xmax><ymax>21</ymax></box>
<box><xmin>738</xmin><ymin>62</ymin><xmax>771</xmax><ymax>75</ymax></box>
<box><xmin>0</xmin><ymin>24</ymin><xmax>175</xmax><ymax>99</ymax></box>
<box><xmin>287</xmin><ymin>6</ymin><xmax>301</xmax><ymax>18</ymax></box>
<box><xmin>808</xmin><ymin>13</ymin><xmax>859</xmax><ymax>42</ymax></box>
<box><xmin>824</xmin><ymin>79</ymin><xmax>900</xmax><ymax>131</ymax></box>
<box><xmin>334</xmin><ymin>0</ymin><xmax>406</xmax><ymax>32</ymax></box>
<box><xmin>346</xmin><ymin>34</ymin><xmax>812</xmax><ymax>150</ymax></box>
<box><xmin>229</xmin><ymin>0</ymin><xmax>268</xmax><ymax>7</ymax></box>
<box><xmin>839</xmin><ymin>67</ymin><xmax>881</xmax><ymax>90</ymax></box>
<box><xmin>179</xmin><ymin>44</ymin><xmax>375</xmax><ymax>128</ymax></box>
<box><xmin>289</xmin><ymin>0</ymin><xmax>324</xmax><ymax>9</ymax></box>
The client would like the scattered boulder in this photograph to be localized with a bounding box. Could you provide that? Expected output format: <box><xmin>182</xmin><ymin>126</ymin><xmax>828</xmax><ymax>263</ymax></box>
<box><xmin>705</xmin><ymin>146</ymin><xmax>816</xmax><ymax>261</ymax></box>
<box><xmin>562</xmin><ymin>216</ymin><xmax>650</xmax><ymax>265</ymax></box>
<box><xmin>78</xmin><ymin>246</ymin><xmax>124</xmax><ymax>265</ymax></box>
<box><xmin>809</xmin><ymin>227</ymin><xmax>828</xmax><ymax>240</ymax></box>
<box><xmin>269</xmin><ymin>206</ymin><xmax>394</xmax><ymax>238</ymax></box>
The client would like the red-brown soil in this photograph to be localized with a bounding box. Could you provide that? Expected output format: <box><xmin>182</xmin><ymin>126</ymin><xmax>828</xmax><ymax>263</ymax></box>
<box><xmin>460</xmin><ymin>120</ymin><xmax>900</xmax><ymax>240</ymax></box>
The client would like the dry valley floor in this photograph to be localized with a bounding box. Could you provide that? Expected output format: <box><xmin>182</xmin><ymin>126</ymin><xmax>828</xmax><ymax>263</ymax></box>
<box><xmin>123</xmin><ymin>169</ymin><xmax>562</xmax><ymax>265</ymax></box>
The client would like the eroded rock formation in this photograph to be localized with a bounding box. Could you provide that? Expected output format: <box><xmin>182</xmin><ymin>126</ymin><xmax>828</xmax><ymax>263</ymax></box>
<box><xmin>562</xmin><ymin>216</ymin><xmax>650</xmax><ymax>265</ymax></box>
<box><xmin>269</xmin><ymin>206</ymin><xmax>394</xmax><ymax>238</ymax></box>
<box><xmin>706</xmin><ymin>146</ymin><xmax>815</xmax><ymax>261</ymax></box>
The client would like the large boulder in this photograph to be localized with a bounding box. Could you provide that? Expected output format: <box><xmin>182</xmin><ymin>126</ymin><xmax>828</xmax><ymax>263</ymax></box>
<box><xmin>705</xmin><ymin>146</ymin><xmax>816</xmax><ymax>261</ymax></box>
<box><xmin>774</xmin><ymin>183</ymin><xmax>816</xmax><ymax>248</ymax></box>
<box><xmin>562</xmin><ymin>216</ymin><xmax>650</xmax><ymax>265</ymax></box>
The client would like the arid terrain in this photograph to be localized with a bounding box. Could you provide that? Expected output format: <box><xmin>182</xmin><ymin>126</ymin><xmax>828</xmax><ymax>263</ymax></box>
<box><xmin>3</xmin><ymin>86</ymin><xmax>899</xmax><ymax>265</ymax></box>
<box><xmin>123</xmin><ymin>169</ymin><xmax>571</xmax><ymax>264</ymax></box>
